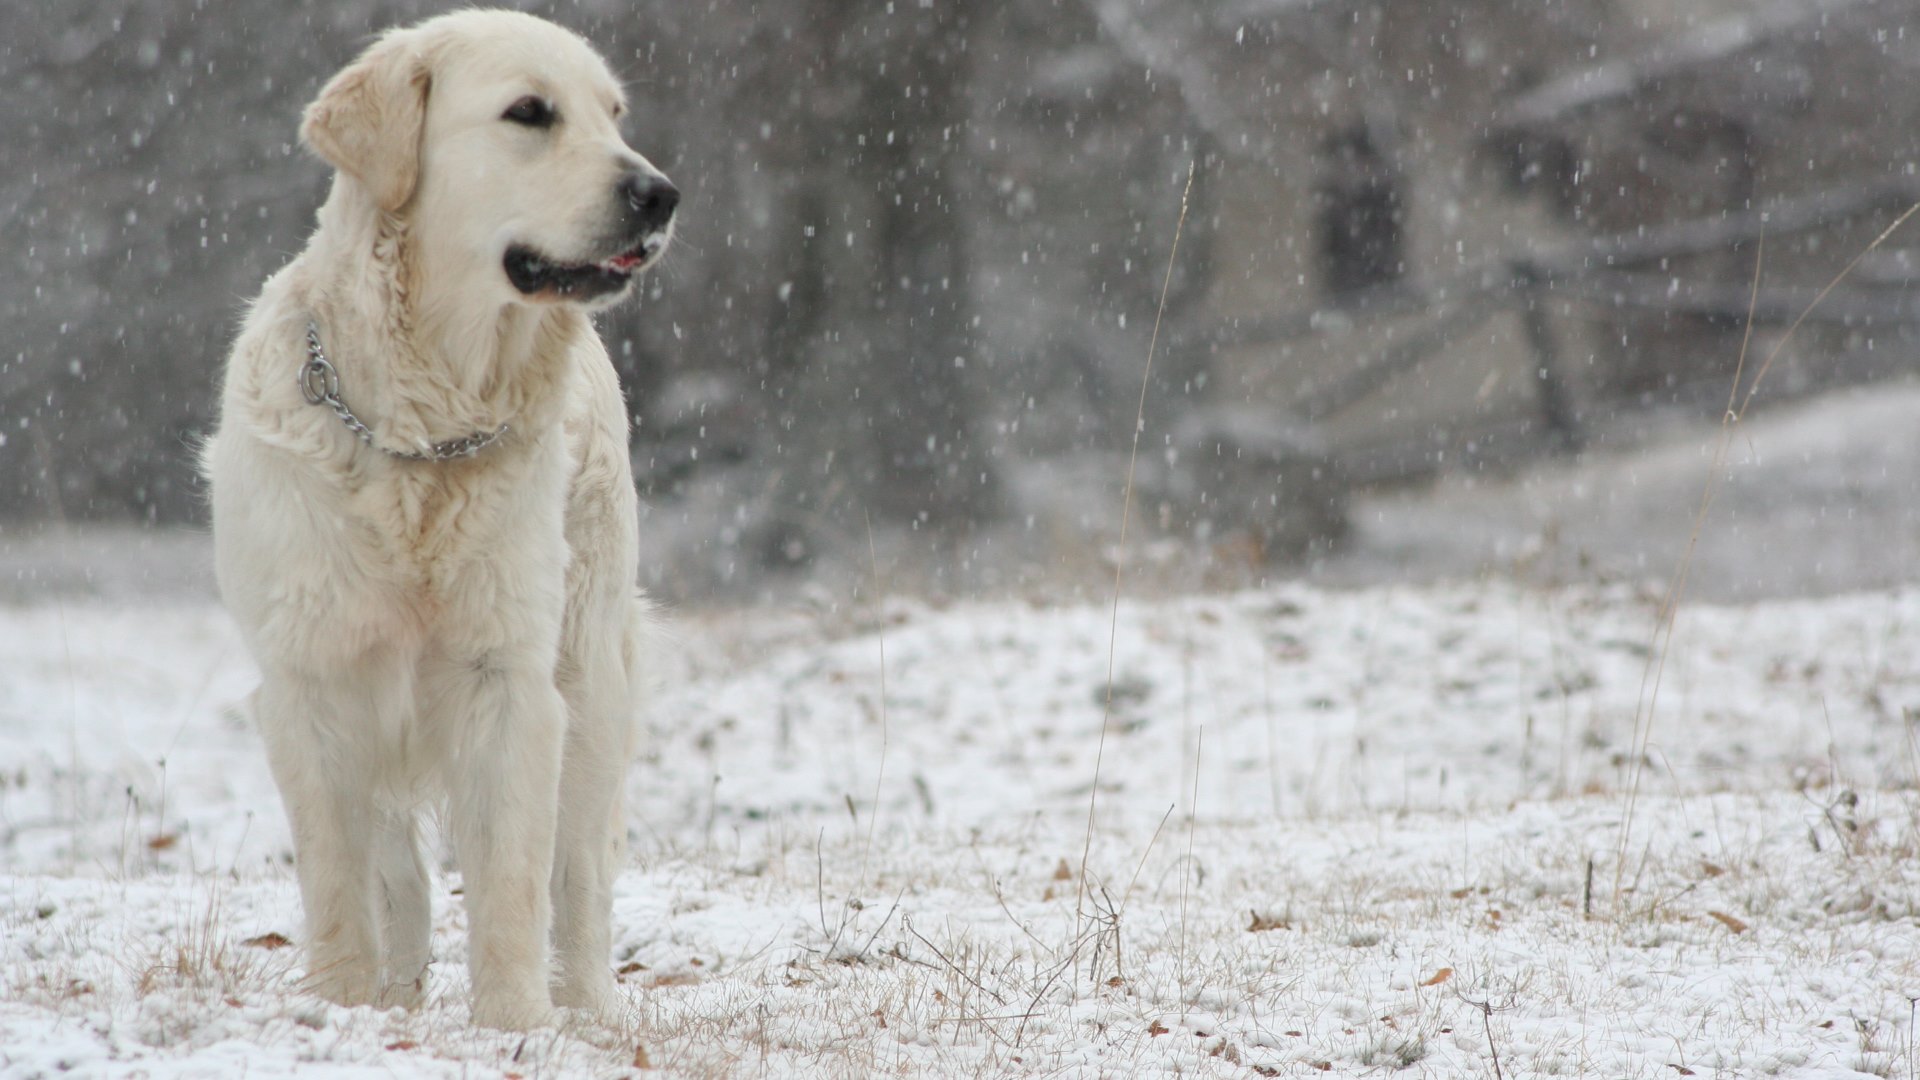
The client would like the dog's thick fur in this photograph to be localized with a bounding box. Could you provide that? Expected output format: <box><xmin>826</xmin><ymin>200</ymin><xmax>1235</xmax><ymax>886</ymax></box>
<box><xmin>204</xmin><ymin>11</ymin><xmax>672</xmax><ymax>1030</ymax></box>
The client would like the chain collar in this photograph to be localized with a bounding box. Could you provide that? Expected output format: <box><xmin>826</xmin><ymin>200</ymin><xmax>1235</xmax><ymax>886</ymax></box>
<box><xmin>299</xmin><ymin>321</ymin><xmax>509</xmax><ymax>462</ymax></box>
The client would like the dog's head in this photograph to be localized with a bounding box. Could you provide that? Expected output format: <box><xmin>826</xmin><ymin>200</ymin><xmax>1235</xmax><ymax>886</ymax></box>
<box><xmin>301</xmin><ymin>11</ymin><xmax>675</xmax><ymax>309</ymax></box>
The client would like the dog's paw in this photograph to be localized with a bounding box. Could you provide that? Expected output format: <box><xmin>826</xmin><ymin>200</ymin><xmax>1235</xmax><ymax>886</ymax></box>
<box><xmin>470</xmin><ymin>989</ymin><xmax>558</xmax><ymax>1032</ymax></box>
<box><xmin>553</xmin><ymin>973</ymin><xmax>627</xmax><ymax>1026</ymax></box>
<box><xmin>379</xmin><ymin>974</ymin><xmax>426</xmax><ymax>1011</ymax></box>
<box><xmin>301</xmin><ymin>965</ymin><xmax>383</xmax><ymax>1010</ymax></box>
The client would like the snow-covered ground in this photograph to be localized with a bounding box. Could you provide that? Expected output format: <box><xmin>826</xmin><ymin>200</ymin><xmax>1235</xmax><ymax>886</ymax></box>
<box><xmin>1321</xmin><ymin>382</ymin><xmax>1920</xmax><ymax>602</ymax></box>
<box><xmin>4</xmin><ymin>578</ymin><xmax>1919</xmax><ymax>1077</ymax></box>
<box><xmin>4</xmin><ymin>385</ymin><xmax>1920</xmax><ymax>1076</ymax></box>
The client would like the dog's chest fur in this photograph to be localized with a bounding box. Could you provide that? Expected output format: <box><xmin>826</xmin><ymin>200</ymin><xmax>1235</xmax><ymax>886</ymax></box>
<box><xmin>302</xmin><ymin>366</ymin><xmax>577</xmax><ymax>632</ymax></box>
<box><xmin>342</xmin><ymin>423</ymin><xmax>572</xmax><ymax>602</ymax></box>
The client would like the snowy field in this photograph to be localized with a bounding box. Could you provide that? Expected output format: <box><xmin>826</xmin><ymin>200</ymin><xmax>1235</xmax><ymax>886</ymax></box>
<box><xmin>4</xmin><ymin>384</ymin><xmax>1920</xmax><ymax>1078</ymax></box>
<box><xmin>4</xmin><ymin>576</ymin><xmax>1920</xmax><ymax>1077</ymax></box>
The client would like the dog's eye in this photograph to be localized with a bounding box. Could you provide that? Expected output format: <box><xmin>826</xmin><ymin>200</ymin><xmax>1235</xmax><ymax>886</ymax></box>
<box><xmin>502</xmin><ymin>96</ymin><xmax>556</xmax><ymax>128</ymax></box>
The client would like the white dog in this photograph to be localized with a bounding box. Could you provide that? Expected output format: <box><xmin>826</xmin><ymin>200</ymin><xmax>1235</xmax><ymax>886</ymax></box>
<box><xmin>204</xmin><ymin>10</ymin><xmax>673</xmax><ymax>1029</ymax></box>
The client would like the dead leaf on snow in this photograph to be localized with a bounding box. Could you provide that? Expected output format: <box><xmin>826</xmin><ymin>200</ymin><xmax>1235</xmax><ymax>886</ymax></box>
<box><xmin>1420</xmin><ymin>967</ymin><xmax>1453</xmax><ymax>987</ymax></box>
<box><xmin>1247</xmin><ymin>910</ymin><xmax>1289</xmax><ymax>932</ymax></box>
<box><xmin>1707</xmin><ymin>910</ymin><xmax>1749</xmax><ymax>934</ymax></box>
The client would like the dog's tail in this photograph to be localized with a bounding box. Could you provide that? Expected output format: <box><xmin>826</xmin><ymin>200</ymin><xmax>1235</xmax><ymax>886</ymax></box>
<box><xmin>607</xmin><ymin>592</ymin><xmax>665</xmax><ymax>858</ymax></box>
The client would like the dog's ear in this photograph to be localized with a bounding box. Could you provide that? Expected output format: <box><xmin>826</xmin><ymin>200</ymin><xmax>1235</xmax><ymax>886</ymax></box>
<box><xmin>300</xmin><ymin>30</ymin><xmax>431</xmax><ymax>213</ymax></box>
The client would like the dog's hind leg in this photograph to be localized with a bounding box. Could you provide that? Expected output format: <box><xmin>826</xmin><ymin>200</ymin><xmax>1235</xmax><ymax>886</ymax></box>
<box><xmin>257</xmin><ymin>663</ymin><xmax>406</xmax><ymax>1009</ymax></box>
<box><xmin>373</xmin><ymin>809</ymin><xmax>430</xmax><ymax>1008</ymax></box>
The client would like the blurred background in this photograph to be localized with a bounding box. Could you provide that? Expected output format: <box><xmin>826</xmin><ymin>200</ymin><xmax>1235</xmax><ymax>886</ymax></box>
<box><xmin>6</xmin><ymin>0</ymin><xmax>1920</xmax><ymax>606</ymax></box>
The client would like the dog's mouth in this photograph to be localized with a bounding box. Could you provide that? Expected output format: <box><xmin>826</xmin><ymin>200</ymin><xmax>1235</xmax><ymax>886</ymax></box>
<box><xmin>503</xmin><ymin>237</ymin><xmax>664</xmax><ymax>301</ymax></box>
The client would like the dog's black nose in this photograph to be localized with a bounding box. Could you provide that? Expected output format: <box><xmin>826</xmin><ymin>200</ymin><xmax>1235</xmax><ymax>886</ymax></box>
<box><xmin>620</xmin><ymin>173</ymin><xmax>679</xmax><ymax>232</ymax></box>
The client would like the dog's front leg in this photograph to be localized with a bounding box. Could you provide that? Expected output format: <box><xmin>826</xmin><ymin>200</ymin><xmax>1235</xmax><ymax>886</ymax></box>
<box><xmin>373</xmin><ymin>808</ymin><xmax>431</xmax><ymax>1007</ymax></box>
<box><xmin>549</xmin><ymin>635</ymin><xmax>632</xmax><ymax>1018</ymax></box>
<box><xmin>257</xmin><ymin>663</ymin><xmax>408</xmax><ymax>1009</ymax></box>
<box><xmin>426</xmin><ymin>652</ymin><xmax>566</xmax><ymax>1030</ymax></box>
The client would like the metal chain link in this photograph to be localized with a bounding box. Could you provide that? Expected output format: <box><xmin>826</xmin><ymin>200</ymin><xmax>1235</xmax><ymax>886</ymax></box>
<box><xmin>300</xmin><ymin>321</ymin><xmax>508</xmax><ymax>462</ymax></box>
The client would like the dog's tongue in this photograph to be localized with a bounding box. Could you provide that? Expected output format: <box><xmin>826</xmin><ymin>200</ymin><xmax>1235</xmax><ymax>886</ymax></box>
<box><xmin>602</xmin><ymin>252</ymin><xmax>644</xmax><ymax>272</ymax></box>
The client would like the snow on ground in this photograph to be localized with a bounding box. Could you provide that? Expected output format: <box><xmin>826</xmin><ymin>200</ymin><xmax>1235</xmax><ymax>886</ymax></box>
<box><xmin>1321</xmin><ymin>382</ymin><xmax>1920</xmax><ymax>602</ymax></box>
<box><xmin>3</xmin><ymin>580</ymin><xmax>1919</xmax><ymax>1078</ymax></box>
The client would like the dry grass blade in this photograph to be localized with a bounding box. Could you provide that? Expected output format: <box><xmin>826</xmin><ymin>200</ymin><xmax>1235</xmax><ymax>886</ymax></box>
<box><xmin>1178</xmin><ymin>726</ymin><xmax>1202</xmax><ymax>1018</ymax></box>
<box><xmin>1737</xmin><ymin>201</ymin><xmax>1920</xmax><ymax>418</ymax></box>
<box><xmin>1612</xmin><ymin>232</ymin><xmax>1765</xmax><ymax>908</ymax></box>
<box><xmin>858</xmin><ymin>510</ymin><xmax>889</xmax><ymax>895</ymax></box>
<box><xmin>1076</xmin><ymin>161</ymin><xmax>1197</xmax><ymax>922</ymax></box>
